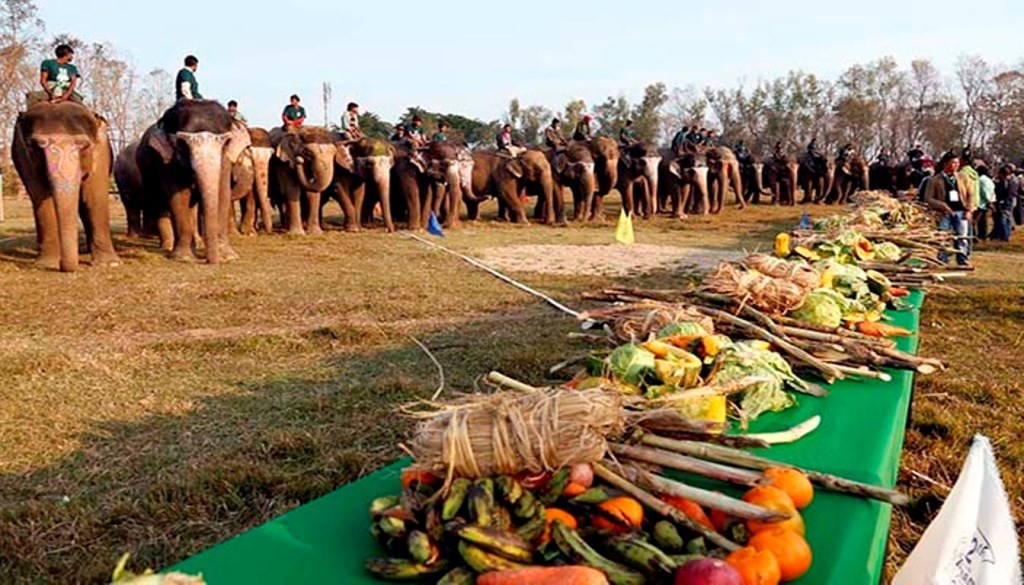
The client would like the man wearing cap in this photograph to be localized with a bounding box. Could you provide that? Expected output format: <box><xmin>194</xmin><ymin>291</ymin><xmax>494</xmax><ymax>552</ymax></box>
<box><xmin>573</xmin><ymin>115</ymin><xmax>593</xmax><ymax>142</ymax></box>
<box><xmin>544</xmin><ymin>118</ymin><xmax>568</xmax><ymax>151</ymax></box>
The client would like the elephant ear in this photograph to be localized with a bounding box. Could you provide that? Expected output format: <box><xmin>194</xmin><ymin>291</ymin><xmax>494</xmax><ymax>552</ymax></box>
<box><xmin>334</xmin><ymin>143</ymin><xmax>355</xmax><ymax>171</ymax></box>
<box><xmin>224</xmin><ymin>120</ymin><xmax>252</xmax><ymax>165</ymax></box>
<box><xmin>506</xmin><ymin>159</ymin><xmax>523</xmax><ymax>179</ymax></box>
<box><xmin>275</xmin><ymin>134</ymin><xmax>299</xmax><ymax>164</ymax></box>
<box><xmin>145</xmin><ymin>126</ymin><xmax>175</xmax><ymax>164</ymax></box>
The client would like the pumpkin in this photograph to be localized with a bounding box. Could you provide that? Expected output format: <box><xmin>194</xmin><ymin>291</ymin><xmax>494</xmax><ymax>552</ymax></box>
<box><xmin>725</xmin><ymin>546</ymin><xmax>782</xmax><ymax>585</ymax></box>
<box><xmin>749</xmin><ymin>529</ymin><xmax>813</xmax><ymax>582</ymax></box>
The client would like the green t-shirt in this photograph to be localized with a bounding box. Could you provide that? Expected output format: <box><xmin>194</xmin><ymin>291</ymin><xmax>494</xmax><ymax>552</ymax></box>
<box><xmin>432</xmin><ymin>132</ymin><xmax>448</xmax><ymax>142</ymax></box>
<box><xmin>41</xmin><ymin>59</ymin><xmax>79</xmax><ymax>96</ymax></box>
<box><xmin>175</xmin><ymin>68</ymin><xmax>202</xmax><ymax>100</ymax></box>
<box><xmin>283</xmin><ymin>105</ymin><xmax>306</xmax><ymax>121</ymax></box>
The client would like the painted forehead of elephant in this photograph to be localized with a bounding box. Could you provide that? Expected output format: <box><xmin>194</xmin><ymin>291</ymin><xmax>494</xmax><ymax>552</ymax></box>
<box><xmin>20</xmin><ymin>103</ymin><xmax>100</xmax><ymax>138</ymax></box>
<box><xmin>160</xmin><ymin>101</ymin><xmax>232</xmax><ymax>135</ymax></box>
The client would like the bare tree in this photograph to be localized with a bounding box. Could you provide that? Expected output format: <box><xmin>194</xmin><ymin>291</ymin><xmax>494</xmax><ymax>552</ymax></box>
<box><xmin>0</xmin><ymin>0</ymin><xmax>43</xmax><ymax>197</ymax></box>
<box><xmin>138</xmin><ymin>68</ymin><xmax>173</xmax><ymax>127</ymax></box>
<box><xmin>956</xmin><ymin>54</ymin><xmax>994</xmax><ymax>149</ymax></box>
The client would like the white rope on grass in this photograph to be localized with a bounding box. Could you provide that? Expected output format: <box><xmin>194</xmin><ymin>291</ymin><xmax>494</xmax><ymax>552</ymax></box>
<box><xmin>401</xmin><ymin>232</ymin><xmax>582</xmax><ymax>319</ymax></box>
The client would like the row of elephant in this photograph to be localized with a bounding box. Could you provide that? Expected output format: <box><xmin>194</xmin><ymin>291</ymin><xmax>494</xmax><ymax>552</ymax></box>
<box><xmin>11</xmin><ymin>98</ymin><xmax>919</xmax><ymax>272</ymax></box>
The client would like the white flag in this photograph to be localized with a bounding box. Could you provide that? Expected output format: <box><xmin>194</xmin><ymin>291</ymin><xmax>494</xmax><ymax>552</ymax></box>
<box><xmin>894</xmin><ymin>435</ymin><xmax>1022</xmax><ymax>585</ymax></box>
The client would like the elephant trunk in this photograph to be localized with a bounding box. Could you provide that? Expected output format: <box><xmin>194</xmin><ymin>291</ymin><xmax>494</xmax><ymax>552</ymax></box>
<box><xmin>250</xmin><ymin>147</ymin><xmax>274</xmax><ymax>232</ymax></box>
<box><xmin>182</xmin><ymin>133</ymin><xmax>229</xmax><ymax>264</ymax></box>
<box><xmin>694</xmin><ymin>166</ymin><xmax>710</xmax><ymax>214</ymax></box>
<box><xmin>789</xmin><ymin>165</ymin><xmax>799</xmax><ymax>205</ymax></box>
<box><xmin>581</xmin><ymin>165</ymin><xmax>597</xmax><ymax>220</ymax></box>
<box><xmin>43</xmin><ymin>138</ymin><xmax>84</xmax><ymax>272</ymax></box>
<box><xmin>296</xmin><ymin>150</ymin><xmax>334</xmax><ymax>193</ymax></box>
<box><xmin>753</xmin><ymin>163</ymin><xmax>767</xmax><ymax>194</ymax></box>
<box><xmin>231</xmin><ymin>153</ymin><xmax>255</xmax><ymax>201</ymax></box>
<box><xmin>541</xmin><ymin>170</ymin><xmax>561</xmax><ymax>224</ymax></box>
<box><xmin>445</xmin><ymin>163</ymin><xmax>462</xmax><ymax>225</ymax></box>
<box><xmin>371</xmin><ymin>158</ymin><xmax>394</xmax><ymax>232</ymax></box>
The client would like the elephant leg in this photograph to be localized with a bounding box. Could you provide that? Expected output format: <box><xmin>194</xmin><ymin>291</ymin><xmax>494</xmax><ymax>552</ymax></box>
<box><xmin>229</xmin><ymin>200</ymin><xmax>242</xmax><ymax>236</ymax></box>
<box><xmin>619</xmin><ymin>183</ymin><xmax>634</xmax><ymax>220</ymax></box>
<box><xmin>217</xmin><ymin>169</ymin><xmax>239</xmax><ymax>261</ymax></box>
<box><xmin>465</xmin><ymin>198</ymin><xmax>481</xmax><ymax>222</ymax></box>
<box><xmin>337</xmin><ymin>184</ymin><xmax>360</xmax><ymax>233</ymax></box>
<box><xmin>570</xmin><ymin>183</ymin><xmax>584</xmax><ymax>222</ymax></box>
<box><xmin>80</xmin><ymin>186</ymin><xmax>121</xmax><ymax>267</ymax></box>
<box><xmin>168</xmin><ymin>190</ymin><xmax>197</xmax><ymax>261</ymax></box>
<box><xmin>675</xmin><ymin>184</ymin><xmax>689</xmax><ymax>219</ymax></box>
<box><xmin>240</xmin><ymin>192</ymin><xmax>257</xmax><ymax>235</ymax></box>
<box><xmin>29</xmin><ymin>194</ymin><xmax>60</xmax><ymax>269</ymax></box>
<box><xmin>304</xmin><ymin>190</ymin><xmax>323</xmax><ymax>235</ymax></box>
<box><xmin>285</xmin><ymin>190</ymin><xmax>304</xmax><ymax>235</ymax></box>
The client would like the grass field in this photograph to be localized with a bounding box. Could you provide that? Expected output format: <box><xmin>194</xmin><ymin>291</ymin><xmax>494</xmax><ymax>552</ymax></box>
<box><xmin>0</xmin><ymin>196</ymin><xmax>1020</xmax><ymax>582</ymax></box>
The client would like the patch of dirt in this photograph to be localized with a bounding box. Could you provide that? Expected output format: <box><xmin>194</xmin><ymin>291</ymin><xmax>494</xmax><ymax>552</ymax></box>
<box><xmin>476</xmin><ymin>244</ymin><xmax>737</xmax><ymax>277</ymax></box>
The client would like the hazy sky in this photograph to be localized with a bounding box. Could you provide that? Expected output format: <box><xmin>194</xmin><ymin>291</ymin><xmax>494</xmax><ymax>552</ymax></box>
<box><xmin>38</xmin><ymin>0</ymin><xmax>1021</xmax><ymax>129</ymax></box>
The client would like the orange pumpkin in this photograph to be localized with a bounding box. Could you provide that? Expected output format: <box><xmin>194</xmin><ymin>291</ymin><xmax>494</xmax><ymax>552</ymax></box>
<box><xmin>540</xmin><ymin>508</ymin><xmax>578</xmax><ymax>545</ymax></box>
<box><xmin>725</xmin><ymin>546</ymin><xmax>781</xmax><ymax>585</ymax></box>
<box><xmin>400</xmin><ymin>468</ymin><xmax>441</xmax><ymax>490</ymax></box>
<box><xmin>763</xmin><ymin>468</ymin><xmax>814</xmax><ymax>510</ymax></box>
<box><xmin>592</xmin><ymin>497</ymin><xmax>644</xmax><ymax>533</ymax></box>
<box><xmin>749</xmin><ymin>529</ymin><xmax>812</xmax><ymax>582</ymax></box>
<box><xmin>742</xmin><ymin>486</ymin><xmax>805</xmax><ymax>536</ymax></box>
<box><xmin>661</xmin><ymin>494</ymin><xmax>715</xmax><ymax>530</ymax></box>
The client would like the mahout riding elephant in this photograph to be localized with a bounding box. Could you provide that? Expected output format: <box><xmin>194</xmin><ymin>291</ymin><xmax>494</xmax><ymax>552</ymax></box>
<box><xmin>468</xmin><ymin>149</ymin><xmax>556</xmax><ymax>224</ymax></box>
<box><xmin>269</xmin><ymin>125</ymin><xmax>341</xmax><ymax>235</ymax></box>
<box><xmin>13</xmin><ymin>101</ymin><xmax>121</xmax><ymax>271</ymax></box>
<box><xmin>738</xmin><ymin>154</ymin><xmax>770</xmax><ymax>204</ymax></box>
<box><xmin>136</xmin><ymin>99</ymin><xmax>251</xmax><ymax>263</ymax></box>
<box><xmin>548</xmin><ymin>142</ymin><xmax>597</xmax><ymax>221</ymax></box>
<box><xmin>798</xmin><ymin>152</ymin><xmax>834</xmax><ymax>203</ymax></box>
<box><xmin>589</xmin><ymin>137</ymin><xmax>620</xmax><ymax>203</ymax></box>
<box><xmin>236</xmin><ymin>127</ymin><xmax>274</xmax><ymax>234</ymax></box>
<box><xmin>829</xmin><ymin>153</ymin><xmax>869</xmax><ymax>204</ymax></box>
<box><xmin>389</xmin><ymin>142</ymin><xmax>465</xmax><ymax>231</ymax></box>
<box><xmin>114</xmin><ymin>140</ymin><xmax>145</xmax><ymax>237</ymax></box>
<box><xmin>763</xmin><ymin>152</ymin><xmax>800</xmax><ymax>205</ymax></box>
<box><xmin>657</xmin><ymin>149</ymin><xmax>710</xmax><ymax>218</ymax></box>
<box><xmin>704</xmin><ymin>146</ymin><xmax>745</xmax><ymax>214</ymax></box>
<box><xmin>616</xmin><ymin>143</ymin><xmax>661</xmax><ymax>218</ymax></box>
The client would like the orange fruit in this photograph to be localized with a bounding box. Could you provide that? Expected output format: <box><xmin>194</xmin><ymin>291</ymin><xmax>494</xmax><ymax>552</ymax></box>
<box><xmin>540</xmin><ymin>508</ymin><xmax>578</xmax><ymax>545</ymax></box>
<box><xmin>563</xmin><ymin>481</ymin><xmax>587</xmax><ymax>497</ymax></box>
<box><xmin>749</xmin><ymin>528</ymin><xmax>813</xmax><ymax>582</ymax></box>
<box><xmin>400</xmin><ymin>468</ymin><xmax>440</xmax><ymax>490</ymax></box>
<box><xmin>763</xmin><ymin>468</ymin><xmax>814</xmax><ymax>510</ymax></box>
<box><xmin>726</xmin><ymin>546</ymin><xmax>781</xmax><ymax>585</ymax></box>
<box><xmin>742</xmin><ymin>485</ymin><xmax>805</xmax><ymax>536</ymax></box>
<box><xmin>592</xmin><ymin>496</ymin><xmax>644</xmax><ymax>533</ymax></box>
<box><xmin>661</xmin><ymin>494</ymin><xmax>715</xmax><ymax>530</ymax></box>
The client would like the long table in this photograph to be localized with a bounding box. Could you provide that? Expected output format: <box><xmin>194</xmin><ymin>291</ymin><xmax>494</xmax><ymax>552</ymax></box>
<box><xmin>170</xmin><ymin>291</ymin><xmax>923</xmax><ymax>584</ymax></box>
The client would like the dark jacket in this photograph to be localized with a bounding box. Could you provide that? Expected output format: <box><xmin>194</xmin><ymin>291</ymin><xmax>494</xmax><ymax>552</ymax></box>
<box><xmin>922</xmin><ymin>171</ymin><xmax>974</xmax><ymax>214</ymax></box>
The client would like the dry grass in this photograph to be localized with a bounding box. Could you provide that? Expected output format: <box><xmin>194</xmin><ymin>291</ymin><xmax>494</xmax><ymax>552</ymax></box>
<box><xmin>0</xmin><ymin>196</ymin><xmax>1019</xmax><ymax>582</ymax></box>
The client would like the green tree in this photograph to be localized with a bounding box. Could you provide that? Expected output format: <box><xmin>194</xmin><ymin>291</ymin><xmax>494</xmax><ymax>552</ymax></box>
<box><xmin>593</xmin><ymin>94</ymin><xmax>631</xmax><ymax>137</ymax></box>
<box><xmin>563</xmin><ymin>99</ymin><xmax>587</xmax><ymax>137</ymax></box>
<box><xmin>357</xmin><ymin>111</ymin><xmax>394</xmax><ymax>139</ymax></box>
<box><xmin>631</xmin><ymin>82</ymin><xmax>668</xmax><ymax>143</ymax></box>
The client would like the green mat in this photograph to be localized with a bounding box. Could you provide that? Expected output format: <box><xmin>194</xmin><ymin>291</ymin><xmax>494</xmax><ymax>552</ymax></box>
<box><xmin>171</xmin><ymin>291</ymin><xmax>923</xmax><ymax>584</ymax></box>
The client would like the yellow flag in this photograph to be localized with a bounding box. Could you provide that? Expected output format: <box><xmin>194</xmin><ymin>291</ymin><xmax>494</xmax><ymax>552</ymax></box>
<box><xmin>615</xmin><ymin>209</ymin><xmax>635</xmax><ymax>245</ymax></box>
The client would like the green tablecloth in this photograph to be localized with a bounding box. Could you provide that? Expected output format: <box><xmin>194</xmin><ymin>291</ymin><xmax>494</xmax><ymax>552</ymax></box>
<box><xmin>171</xmin><ymin>291</ymin><xmax>923</xmax><ymax>584</ymax></box>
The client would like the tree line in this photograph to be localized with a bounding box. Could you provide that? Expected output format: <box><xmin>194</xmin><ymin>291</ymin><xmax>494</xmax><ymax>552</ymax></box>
<box><xmin>1</xmin><ymin>0</ymin><xmax>1022</xmax><ymax>197</ymax></box>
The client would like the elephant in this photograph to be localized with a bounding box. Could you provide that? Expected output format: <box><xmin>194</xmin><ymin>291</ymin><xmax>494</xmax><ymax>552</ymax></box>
<box><xmin>589</xmin><ymin>137</ymin><xmax>620</xmax><ymax>209</ymax></box>
<box><xmin>114</xmin><ymin>140</ymin><xmax>146</xmax><ymax>237</ymax></box>
<box><xmin>657</xmin><ymin>149</ymin><xmax>710</xmax><ymax>218</ymax></box>
<box><xmin>136</xmin><ymin>99</ymin><xmax>251</xmax><ymax>263</ymax></box>
<box><xmin>738</xmin><ymin>155</ymin><xmax>770</xmax><ymax>204</ymax></box>
<box><xmin>763</xmin><ymin>153</ymin><xmax>800</xmax><ymax>206</ymax></box>
<box><xmin>12</xmin><ymin>101</ymin><xmax>120</xmax><ymax>271</ymax></box>
<box><xmin>389</xmin><ymin>142</ymin><xmax>465</xmax><ymax>231</ymax></box>
<box><xmin>269</xmin><ymin>125</ymin><xmax>340</xmax><ymax>236</ymax></box>
<box><xmin>798</xmin><ymin>152</ymin><xmax>834</xmax><ymax>203</ymax></box>
<box><xmin>829</xmin><ymin>154</ymin><xmax>869</xmax><ymax>204</ymax></box>
<box><xmin>468</xmin><ymin>150</ymin><xmax>541</xmax><ymax>224</ymax></box>
<box><xmin>548</xmin><ymin>142</ymin><xmax>597</xmax><ymax>221</ymax></box>
<box><xmin>616</xmin><ymin>143</ymin><xmax>661</xmax><ymax>218</ymax></box>
<box><xmin>704</xmin><ymin>147</ymin><xmax>745</xmax><ymax>213</ymax></box>
<box><xmin>236</xmin><ymin>127</ymin><xmax>274</xmax><ymax>234</ymax></box>
<box><xmin>869</xmin><ymin>159</ymin><xmax>898</xmax><ymax>194</ymax></box>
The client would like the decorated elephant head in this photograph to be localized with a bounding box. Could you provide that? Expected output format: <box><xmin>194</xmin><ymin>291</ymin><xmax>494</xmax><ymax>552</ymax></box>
<box><xmin>273</xmin><ymin>127</ymin><xmax>337</xmax><ymax>193</ymax></box>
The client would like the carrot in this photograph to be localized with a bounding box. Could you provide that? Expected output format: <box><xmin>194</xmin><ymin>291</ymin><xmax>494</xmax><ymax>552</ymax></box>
<box><xmin>856</xmin><ymin>321</ymin><xmax>913</xmax><ymax>338</ymax></box>
<box><xmin>889</xmin><ymin>287</ymin><xmax>910</xmax><ymax>297</ymax></box>
<box><xmin>477</xmin><ymin>566</ymin><xmax>609</xmax><ymax>585</ymax></box>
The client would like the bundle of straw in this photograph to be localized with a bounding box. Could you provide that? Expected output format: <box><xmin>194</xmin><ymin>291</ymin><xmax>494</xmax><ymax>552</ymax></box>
<box><xmin>702</xmin><ymin>262</ymin><xmax>808</xmax><ymax>314</ymax></box>
<box><xmin>742</xmin><ymin>254</ymin><xmax>820</xmax><ymax>292</ymax></box>
<box><xmin>408</xmin><ymin>388</ymin><xmax>624</xmax><ymax>480</ymax></box>
<box><xmin>581</xmin><ymin>301</ymin><xmax>715</xmax><ymax>343</ymax></box>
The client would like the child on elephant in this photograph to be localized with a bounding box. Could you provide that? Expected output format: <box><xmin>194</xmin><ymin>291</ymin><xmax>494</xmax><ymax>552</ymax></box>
<box><xmin>281</xmin><ymin>95</ymin><xmax>306</xmax><ymax>128</ymax></box>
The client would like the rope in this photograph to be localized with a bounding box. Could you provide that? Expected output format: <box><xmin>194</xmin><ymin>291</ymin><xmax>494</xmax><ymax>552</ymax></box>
<box><xmin>401</xmin><ymin>232</ymin><xmax>581</xmax><ymax>318</ymax></box>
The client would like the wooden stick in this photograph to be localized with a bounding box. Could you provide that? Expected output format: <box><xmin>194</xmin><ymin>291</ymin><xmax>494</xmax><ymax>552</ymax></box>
<box><xmin>485</xmin><ymin>372</ymin><xmax>540</xmax><ymax>393</ymax></box>
<box><xmin>609</xmin><ymin>443</ymin><xmax>763</xmax><ymax>487</ymax></box>
<box><xmin>825</xmin><ymin>363</ymin><xmax>892</xmax><ymax>382</ymax></box>
<box><xmin>640</xmin><ymin>435</ymin><xmax>910</xmax><ymax>505</ymax></box>
<box><xmin>593</xmin><ymin>462</ymin><xmax>741</xmax><ymax>551</ymax></box>
<box><xmin>780</xmin><ymin>325</ymin><xmax>894</xmax><ymax>349</ymax></box>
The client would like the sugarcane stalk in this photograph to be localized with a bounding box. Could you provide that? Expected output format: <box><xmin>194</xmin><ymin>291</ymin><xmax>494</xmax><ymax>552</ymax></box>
<box><xmin>485</xmin><ymin>372</ymin><xmax>540</xmax><ymax>393</ymax></box>
<box><xmin>640</xmin><ymin>435</ymin><xmax>910</xmax><ymax>505</ymax></box>
<box><xmin>609</xmin><ymin>443</ymin><xmax>763</xmax><ymax>487</ymax></box>
<box><xmin>745</xmin><ymin>416</ymin><xmax>821</xmax><ymax>445</ymax></box>
<box><xmin>780</xmin><ymin>325</ymin><xmax>895</xmax><ymax>349</ymax></box>
<box><xmin>620</xmin><ymin>464</ymin><xmax>789</xmax><ymax>523</ymax></box>
<box><xmin>593</xmin><ymin>462</ymin><xmax>741</xmax><ymax>551</ymax></box>
<box><xmin>775</xmin><ymin>315</ymin><xmax>895</xmax><ymax>346</ymax></box>
<box><xmin>825</xmin><ymin>363</ymin><xmax>892</xmax><ymax>382</ymax></box>
<box><xmin>684</xmin><ymin>291</ymin><xmax>790</xmax><ymax>338</ymax></box>
<box><xmin>697</xmin><ymin>306</ymin><xmax>845</xmax><ymax>381</ymax></box>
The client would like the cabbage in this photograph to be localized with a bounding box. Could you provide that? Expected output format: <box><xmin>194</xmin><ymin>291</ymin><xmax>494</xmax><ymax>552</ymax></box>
<box><xmin>607</xmin><ymin>344</ymin><xmax>656</xmax><ymax>386</ymax></box>
<box><xmin>875</xmin><ymin>242</ymin><xmax>902</xmax><ymax>262</ymax></box>
<box><xmin>711</xmin><ymin>344</ymin><xmax>797</xmax><ymax>422</ymax></box>
<box><xmin>790</xmin><ymin>291</ymin><xmax>843</xmax><ymax>328</ymax></box>
<box><xmin>657</xmin><ymin>322</ymin><xmax>709</xmax><ymax>339</ymax></box>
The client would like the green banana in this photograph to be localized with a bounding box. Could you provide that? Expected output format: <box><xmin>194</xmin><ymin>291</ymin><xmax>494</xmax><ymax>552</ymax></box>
<box><xmin>492</xmin><ymin>504</ymin><xmax>513</xmax><ymax>531</ymax></box>
<box><xmin>407</xmin><ymin>530</ymin><xmax>439</xmax><ymax>565</ymax></box>
<box><xmin>572</xmin><ymin>487</ymin><xmax>611</xmax><ymax>505</ymax></box>
<box><xmin>369</xmin><ymin>495</ymin><xmax>401</xmax><ymax>518</ymax></box>
<box><xmin>425</xmin><ymin>507</ymin><xmax>445</xmax><ymax>542</ymax></box>
<box><xmin>435</xmin><ymin>566</ymin><xmax>475</xmax><ymax>585</ymax></box>
<box><xmin>514</xmin><ymin>512</ymin><xmax>546</xmax><ymax>544</ymax></box>
<box><xmin>450</xmin><ymin>523</ymin><xmax>535</xmax><ymax>563</ymax></box>
<box><xmin>468</xmin><ymin>479</ymin><xmax>495</xmax><ymax>527</ymax></box>
<box><xmin>457</xmin><ymin>541</ymin><xmax>529</xmax><ymax>573</ymax></box>
<box><xmin>494</xmin><ymin>476</ymin><xmax>524</xmax><ymax>505</ymax></box>
<box><xmin>652</xmin><ymin>520</ymin><xmax>685</xmax><ymax>553</ymax></box>
<box><xmin>603</xmin><ymin>533</ymin><xmax>678</xmax><ymax>576</ymax></box>
<box><xmin>379</xmin><ymin>516</ymin><xmax>408</xmax><ymax>539</ymax></box>
<box><xmin>365</xmin><ymin>557</ymin><xmax>449</xmax><ymax>580</ymax></box>
<box><xmin>442</xmin><ymin>478</ymin><xmax>472</xmax><ymax>521</ymax></box>
<box><xmin>538</xmin><ymin>468</ymin><xmax>571</xmax><ymax>505</ymax></box>
<box><xmin>551</xmin><ymin>521</ymin><xmax>646</xmax><ymax>585</ymax></box>
<box><xmin>512</xmin><ymin>490</ymin><xmax>539</xmax><ymax>519</ymax></box>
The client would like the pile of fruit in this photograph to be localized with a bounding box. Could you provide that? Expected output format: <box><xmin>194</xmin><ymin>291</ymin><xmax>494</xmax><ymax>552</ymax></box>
<box><xmin>366</xmin><ymin>461</ymin><xmax>817</xmax><ymax>585</ymax></box>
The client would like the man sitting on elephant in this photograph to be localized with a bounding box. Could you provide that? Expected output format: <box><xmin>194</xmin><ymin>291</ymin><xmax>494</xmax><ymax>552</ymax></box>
<box><xmin>340</xmin><ymin>102</ymin><xmax>363</xmax><ymax>140</ymax></box>
<box><xmin>735</xmin><ymin>140</ymin><xmax>750</xmax><ymax>162</ymax></box>
<box><xmin>37</xmin><ymin>44</ymin><xmax>82</xmax><ymax>105</ymax></box>
<box><xmin>281</xmin><ymin>95</ymin><xmax>306</xmax><ymax>128</ymax></box>
<box><xmin>619</xmin><ymin>120</ymin><xmax>637</xmax><ymax>147</ymax></box>
<box><xmin>227</xmin><ymin>100</ymin><xmax>247</xmax><ymax>125</ymax></box>
<box><xmin>544</xmin><ymin>118</ymin><xmax>568</xmax><ymax>151</ymax></box>
<box><xmin>573</xmin><ymin>115</ymin><xmax>593</xmax><ymax>142</ymax></box>
<box><xmin>390</xmin><ymin>124</ymin><xmax>406</xmax><ymax>144</ymax></box>
<box><xmin>175</xmin><ymin>55</ymin><xmax>202</xmax><ymax>101</ymax></box>
<box><xmin>405</xmin><ymin>116</ymin><xmax>426</xmax><ymax>148</ymax></box>
<box><xmin>432</xmin><ymin>121</ymin><xmax>449</xmax><ymax>143</ymax></box>
<box><xmin>671</xmin><ymin>126</ymin><xmax>689</xmax><ymax>155</ymax></box>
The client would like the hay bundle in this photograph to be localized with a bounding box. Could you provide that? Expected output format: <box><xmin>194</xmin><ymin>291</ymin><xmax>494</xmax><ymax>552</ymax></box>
<box><xmin>742</xmin><ymin>254</ymin><xmax>820</xmax><ymax>292</ymax></box>
<box><xmin>703</xmin><ymin>262</ymin><xmax>808</xmax><ymax>314</ymax></box>
<box><xmin>409</xmin><ymin>388</ymin><xmax>624</xmax><ymax>480</ymax></box>
<box><xmin>586</xmin><ymin>302</ymin><xmax>715</xmax><ymax>343</ymax></box>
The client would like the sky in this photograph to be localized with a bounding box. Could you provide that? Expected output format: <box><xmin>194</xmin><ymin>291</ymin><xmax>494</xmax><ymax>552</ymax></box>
<box><xmin>37</xmin><ymin>0</ymin><xmax>1022</xmax><ymax>130</ymax></box>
